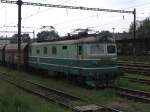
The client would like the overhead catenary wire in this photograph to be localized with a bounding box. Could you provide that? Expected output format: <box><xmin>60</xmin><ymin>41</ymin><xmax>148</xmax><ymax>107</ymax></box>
<box><xmin>0</xmin><ymin>30</ymin><xmax>34</xmax><ymax>33</ymax></box>
<box><xmin>24</xmin><ymin>2</ymin><xmax>150</xmax><ymax>24</ymax></box>
<box><xmin>50</xmin><ymin>0</ymin><xmax>150</xmax><ymax>27</ymax></box>
<box><xmin>0</xmin><ymin>0</ymin><xmax>133</xmax><ymax>32</ymax></box>
<box><xmin>1</xmin><ymin>0</ymin><xmax>149</xmax><ymax>32</ymax></box>
<box><xmin>2</xmin><ymin>25</ymin><xmax>35</xmax><ymax>29</ymax></box>
<box><xmin>1</xmin><ymin>0</ymin><xmax>149</xmax><ymax>25</ymax></box>
<box><xmin>1</xmin><ymin>13</ymin><xmax>129</xmax><ymax>31</ymax></box>
<box><xmin>0</xmin><ymin>0</ymin><xmax>142</xmax><ymax>38</ymax></box>
<box><xmin>56</xmin><ymin>17</ymin><xmax>124</xmax><ymax>30</ymax></box>
<box><xmin>51</xmin><ymin>1</ymin><xmax>150</xmax><ymax>28</ymax></box>
<box><xmin>6</xmin><ymin>0</ymin><xmax>77</xmax><ymax>25</ymax></box>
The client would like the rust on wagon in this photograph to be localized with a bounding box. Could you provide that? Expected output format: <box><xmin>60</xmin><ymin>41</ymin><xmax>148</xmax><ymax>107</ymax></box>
<box><xmin>5</xmin><ymin>43</ymin><xmax>28</xmax><ymax>65</ymax></box>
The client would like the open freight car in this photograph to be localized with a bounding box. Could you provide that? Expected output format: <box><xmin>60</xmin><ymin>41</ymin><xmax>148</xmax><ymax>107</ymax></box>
<box><xmin>5</xmin><ymin>43</ymin><xmax>29</xmax><ymax>66</ymax></box>
<box><xmin>0</xmin><ymin>44</ymin><xmax>6</xmax><ymax>64</ymax></box>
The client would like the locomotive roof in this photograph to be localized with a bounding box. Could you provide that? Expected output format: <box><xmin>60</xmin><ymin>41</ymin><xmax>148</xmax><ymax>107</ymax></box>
<box><xmin>31</xmin><ymin>36</ymin><xmax>114</xmax><ymax>46</ymax></box>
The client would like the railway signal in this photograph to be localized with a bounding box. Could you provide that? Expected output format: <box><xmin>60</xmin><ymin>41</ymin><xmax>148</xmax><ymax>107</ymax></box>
<box><xmin>0</xmin><ymin>0</ymin><xmax>136</xmax><ymax>67</ymax></box>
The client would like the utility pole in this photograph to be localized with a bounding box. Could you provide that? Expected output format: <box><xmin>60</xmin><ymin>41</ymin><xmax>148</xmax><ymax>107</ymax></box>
<box><xmin>33</xmin><ymin>30</ymin><xmax>35</xmax><ymax>39</ymax></box>
<box><xmin>17</xmin><ymin>0</ymin><xmax>22</xmax><ymax>67</ymax></box>
<box><xmin>133</xmin><ymin>8</ymin><xmax>136</xmax><ymax>63</ymax></box>
<box><xmin>112</xmin><ymin>27</ymin><xmax>115</xmax><ymax>42</ymax></box>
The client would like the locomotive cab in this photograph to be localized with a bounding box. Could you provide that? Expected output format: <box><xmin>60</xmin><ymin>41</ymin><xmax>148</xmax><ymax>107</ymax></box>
<box><xmin>106</xmin><ymin>43</ymin><xmax>117</xmax><ymax>61</ymax></box>
<box><xmin>79</xmin><ymin>36</ymin><xmax>118</xmax><ymax>87</ymax></box>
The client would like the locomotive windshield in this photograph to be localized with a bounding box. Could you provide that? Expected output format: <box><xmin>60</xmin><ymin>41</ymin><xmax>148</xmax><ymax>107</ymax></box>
<box><xmin>107</xmin><ymin>45</ymin><xmax>116</xmax><ymax>53</ymax></box>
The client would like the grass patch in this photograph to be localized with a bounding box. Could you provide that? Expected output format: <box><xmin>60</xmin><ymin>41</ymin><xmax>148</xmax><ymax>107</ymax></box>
<box><xmin>125</xmin><ymin>73</ymin><xmax>150</xmax><ymax>80</ymax></box>
<box><xmin>116</xmin><ymin>78</ymin><xmax>150</xmax><ymax>93</ymax></box>
<box><xmin>0</xmin><ymin>65</ymin><xmax>150</xmax><ymax>112</ymax></box>
<box><xmin>0</xmin><ymin>79</ymin><xmax>69</xmax><ymax>112</ymax></box>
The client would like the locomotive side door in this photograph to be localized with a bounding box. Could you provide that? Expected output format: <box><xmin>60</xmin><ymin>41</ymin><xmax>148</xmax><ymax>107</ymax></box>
<box><xmin>77</xmin><ymin>45</ymin><xmax>83</xmax><ymax>59</ymax></box>
<box><xmin>62</xmin><ymin>45</ymin><xmax>68</xmax><ymax>58</ymax></box>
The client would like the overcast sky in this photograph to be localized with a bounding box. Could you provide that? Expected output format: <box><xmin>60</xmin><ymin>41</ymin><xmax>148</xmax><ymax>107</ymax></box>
<box><xmin>0</xmin><ymin>0</ymin><xmax>150</xmax><ymax>37</ymax></box>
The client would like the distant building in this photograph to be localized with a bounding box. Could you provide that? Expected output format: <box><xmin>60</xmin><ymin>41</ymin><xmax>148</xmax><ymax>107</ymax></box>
<box><xmin>115</xmin><ymin>33</ymin><xmax>150</xmax><ymax>55</ymax></box>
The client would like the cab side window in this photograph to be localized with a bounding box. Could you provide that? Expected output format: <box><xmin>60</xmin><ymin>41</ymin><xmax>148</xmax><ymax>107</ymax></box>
<box><xmin>43</xmin><ymin>47</ymin><xmax>47</xmax><ymax>55</ymax></box>
<box><xmin>52</xmin><ymin>46</ymin><xmax>57</xmax><ymax>55</ymax></box>
<box><xmin>78</xmin><ymin>46</ymin><xmax>82</xmax><ymax>55</ymax></box>
<box><xmin>62</xmin><ymin>46</ymin><xmax>67</xmax><ymax>50</ymax></box>
<box><xmin>36</xmin><ymin>48</ymin><xmax>40</xmax><ymax>54</ymax></box>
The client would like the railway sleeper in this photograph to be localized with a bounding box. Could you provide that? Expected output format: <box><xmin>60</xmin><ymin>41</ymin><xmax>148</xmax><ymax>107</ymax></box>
<box><xmin>122</xmin><ymin>69</ymin><xmax>150</xmax><ymax>75</ymax></box>
<box><xmin>116</xmin><ymin>91</ymin><xmax>150</xmax><ymax>103</ymax></box>
<box><xmin>114</xmin><ymin>87</ymin><xmax>150</xmax><ymax>97</ymax></box>
<box><xmin>124</xmin><ymin>77</ymin><xmax>150</xmax><ymax>85</ymax></box>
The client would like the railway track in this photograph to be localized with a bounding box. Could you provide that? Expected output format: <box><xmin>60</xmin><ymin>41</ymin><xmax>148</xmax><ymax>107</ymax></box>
<box><xmin>122</xmin><ymin>76</ymin><xmax>150</xmax><ymax>85</ymax></box>
<box><xmin>118</xmin><ymin>61</ymin><xmax>150</xmax><ymax>75</ymax></box>
<box><xmin>118</xmin><ymin>61</ymin><xmax>150</xmax><ymax>66</ymax></box>
<box><xmin>113</xmin><ymin>86</ymin><xmax>150</xmax><ymax>103</ymax></box>
<box><xmin>0</xmin><ymin>72</ymin><xmax>122</xmax><ymax>112</ymax></box>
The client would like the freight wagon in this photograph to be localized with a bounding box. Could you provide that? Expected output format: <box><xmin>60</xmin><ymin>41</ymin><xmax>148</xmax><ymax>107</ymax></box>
<box><xmin>0</xmin><ymin>44</ymin><xmax>5</xmax><ymax>64</ymax></box>
<box><xmin>4</xmin><ymin>43</ymin><xmax>28</xmax><ymax>66</ymax></box>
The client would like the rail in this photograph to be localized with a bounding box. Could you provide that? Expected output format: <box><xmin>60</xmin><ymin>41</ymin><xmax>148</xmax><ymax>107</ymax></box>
<box><xmin>113</xmin><ymin>86</ymin><xmax>150</xmax><ymax>103</ymax></box>
<box><xmin>122</xmin><ymin>76</ymin><xmax>150</xmax><ymax>85</ymax></box>
<box><xmin>118</xmin><ymin>61</ymin><xmax>150</xmax><ymax>75</ymax></box>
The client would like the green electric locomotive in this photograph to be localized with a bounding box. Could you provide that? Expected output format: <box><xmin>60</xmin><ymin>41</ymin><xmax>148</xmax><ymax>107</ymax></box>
<box><xmin>28</xmin><ymin>35</ymin><xmax>119</xmax><ymax>87</ymax></box>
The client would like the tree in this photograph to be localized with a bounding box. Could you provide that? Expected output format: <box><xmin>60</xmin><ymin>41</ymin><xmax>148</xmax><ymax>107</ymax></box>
<box><xmin>137</xmin><ymin>18</ymin><xmax>150</xmax><ymax>38</ymax></box>
<box><xmin>10</xmin><ymin>34</ymin><xmax>18</xmax><ymax>43</ymax></box>
<box><xmin>22</xmin><ymin>34</ymin><xmax>31</xmax><ymax>43</ymax></box>
<box><xmin>99</xmin><ymin>31</ymin><xmax>112</xmax><ymax>37</ymax></box>
<box><xmin>10</xmin><ymin>33</ymin><xmax>31</xmax><ymax>43</ymax></box>
<box><xmin>129</xmin><ymin>18</ymin><xmax>150</xmax><ymax>38</ymax></box>
<box><xmin>129</xmin><ymin>21</ymin><xmax>140</xmax><ymax>34</ymax></box>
